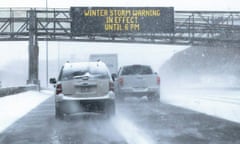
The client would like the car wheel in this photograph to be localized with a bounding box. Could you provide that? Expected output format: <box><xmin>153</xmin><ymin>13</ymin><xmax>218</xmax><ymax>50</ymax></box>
<box><xmin>104</xmin><ymin>101</ymin><xmax>115</xmax><ymax>118</ymax></box>
<box><xmin>55</xmin><ymin>106</ymin><xmax>64</xmax><ymax>120</ymax></box>
<box><xmin>116</xmin><ymin>92</ymin><xmax>125</xmax><ymax>102</ymax></box>
<box><xmin>148</xmin><ymin>93</ymin><xmax>160</xmax><ymax>102</ymax></box>
<box><xmin>117</xmin><ymin>95</ymin><xmax>125</xmax><ymax>102</ymax></box>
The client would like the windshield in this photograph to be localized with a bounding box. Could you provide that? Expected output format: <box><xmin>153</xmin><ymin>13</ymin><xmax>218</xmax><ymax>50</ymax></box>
<box><xmin>120</xmin><ymin>65</ymin><xmax>153</xmax><ymax>75</ymax></box>
<box><xmin>59</xmin><ymin>65</ymin><xmax>109</xmax><ymax>81</ymax></box>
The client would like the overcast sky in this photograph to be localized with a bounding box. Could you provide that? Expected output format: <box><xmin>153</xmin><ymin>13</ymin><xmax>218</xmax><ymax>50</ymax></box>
<box><xmin>0</xmin><ymin>0</ymin><xmax>240</xmax><ymax>11</ymax></box>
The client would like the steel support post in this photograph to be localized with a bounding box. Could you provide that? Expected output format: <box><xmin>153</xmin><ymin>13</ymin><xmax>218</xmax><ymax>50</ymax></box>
<box><xmin>27</xmin><ymin>10</ymin><xmax>40</xmax><ymax>89</ymax></box>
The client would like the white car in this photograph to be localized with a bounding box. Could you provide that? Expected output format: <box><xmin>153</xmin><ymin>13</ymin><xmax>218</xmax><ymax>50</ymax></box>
<box><xmin>50</xmin><ymin>61</ymin><xmax>115</xmax><ymax>119</ymax></box>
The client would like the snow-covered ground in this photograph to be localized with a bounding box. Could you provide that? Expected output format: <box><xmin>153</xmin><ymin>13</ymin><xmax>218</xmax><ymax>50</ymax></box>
<box><xmin>162</xmin><ymin>88</ymin><xmax>240</xmax><ymax>124</ymax></box>
<box><xmin>0</xmin><ymin>90</ymin><xmax>52</xmax><ymax>133</ymax></box>
<box><xmin>1</xmin><ymin>87</ymin><xmax>240</xmax><ymax>135</ymax></box>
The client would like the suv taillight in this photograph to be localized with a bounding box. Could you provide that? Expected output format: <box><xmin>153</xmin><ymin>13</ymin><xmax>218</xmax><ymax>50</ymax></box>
<box><xmin>157</xmin><ymin>76</ymin><xmax>160</xmax><ymax>85</ymax></box>
<box><xmin>109</xmin><ymin>81</ymin><xmax>114</xmax><ymax>91</ymax></box>
<box><xmin>56</xmin><ymin>84</ymin><xmax>62</xmax><ymax>95</ymax></box>
<box><xmin>118</xmin><ymin>77</ymin><xmax>124</xmax><ymax>86</ymax></box>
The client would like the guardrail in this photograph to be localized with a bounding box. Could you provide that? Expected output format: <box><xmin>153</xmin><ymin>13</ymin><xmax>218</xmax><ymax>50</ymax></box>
<box><xmin>0</xmin><ymin>85</ymin><xmax>38</xmax><ymax>97</ymax></box>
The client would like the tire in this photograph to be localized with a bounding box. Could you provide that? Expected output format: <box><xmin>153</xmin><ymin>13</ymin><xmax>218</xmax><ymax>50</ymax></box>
<box><xmin>55</xmin><ymin>106</ymin><xmax>64</xmax><ymax>120</ymax></box>
<box><xmin>104</xmin><ymin>101</ymin><xmax>116</xmax><ymax>118</ymax></box>
<box><xmin>148</xmin><ymin>93</ymin><xmax>160</xmax><ymax>102</ymax></box>
<box><xmin>116</xmin><ymin>91</ymin><xmax>125</xmax><ymax>102</ymax></box>
<box><xmin>117</xmin><ymin>95</ymin><xmax>125</xmax><ymax>102</ymax></box>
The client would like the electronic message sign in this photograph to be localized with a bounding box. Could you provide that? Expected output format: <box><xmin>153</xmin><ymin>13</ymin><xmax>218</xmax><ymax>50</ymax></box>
<box><xmin>71</xmin><ymin>7</ymin><xmax>174</xmax><ymax>35</ymax></box>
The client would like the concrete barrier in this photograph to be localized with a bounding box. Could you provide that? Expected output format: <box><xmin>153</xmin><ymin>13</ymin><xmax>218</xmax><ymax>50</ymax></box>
<box><xmin>0</xmin><ymin>85</ymin><xmax>38</xmax><ymax>97</ymax></box>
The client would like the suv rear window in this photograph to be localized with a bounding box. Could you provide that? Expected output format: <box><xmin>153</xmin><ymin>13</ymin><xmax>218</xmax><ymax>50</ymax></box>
<box><xmin>120</xmin><ymin>65</ymin><xmax>153</xmax><ymax>75</ymax></box>
<box><xmin>58</xmin><ymin>66</ymin><xmax>109</xmax><ymax>81</ymax></box>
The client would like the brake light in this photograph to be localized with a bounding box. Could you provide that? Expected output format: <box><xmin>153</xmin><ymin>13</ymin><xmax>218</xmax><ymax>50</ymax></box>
<box><xmin>56</xmin><ymin>84</ymin><xmax>62</xmax><ymax>95</ymax></box>
<box><xmin>109</xmin><ymin>81</ymin><xmax>114</xmax><ymax>91</ymax></box>
<box><xmin>118</xmin><ymin>77</ymin><xmax>124</xmax><ymax>86</ymax></box>
<box><xmin>157</xmin><ymin>76</ymin><xmax>160</xmax><ymax>85</ymax></box>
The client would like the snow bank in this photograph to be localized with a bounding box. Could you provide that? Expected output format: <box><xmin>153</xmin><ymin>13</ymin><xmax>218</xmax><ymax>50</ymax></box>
<box><xmin>0</xmin><ymin>85</ymin><xmax>37</xmax><ymax>97</ymax></box>
<box><xmin>161</xmin><ymin>88</ymin><xmax>240</xmax><ymax>124</ymax></box>
<box><xmin>0</xmin><ymin>90</ymin><xmax>51</xmax><ymax>133</ymax></box>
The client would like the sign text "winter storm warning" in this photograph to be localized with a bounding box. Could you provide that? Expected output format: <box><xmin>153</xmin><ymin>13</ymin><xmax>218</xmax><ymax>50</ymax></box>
<box><xmin>84</xmin><ymin>9</ymin><xmax>160</xmax><ymax>31</ymax></box>
<box><xmin>71</xmin><ymin>7</ymin><xmax>174</xmax><ymax>35</ymax></box>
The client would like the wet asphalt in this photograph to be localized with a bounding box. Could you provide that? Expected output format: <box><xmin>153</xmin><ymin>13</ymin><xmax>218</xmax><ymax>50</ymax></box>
<box><xmin>1</xmin><ymin>96</ymin><xmax>240</xmax><ymax>144</ymax></box>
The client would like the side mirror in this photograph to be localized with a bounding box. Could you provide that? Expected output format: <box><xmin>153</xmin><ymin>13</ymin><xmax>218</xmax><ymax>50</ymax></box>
<box><xmin>49</xmin><ymin>78</ymin><xmax>57</xmax><ymax>84</ymax></box>
<box><xmin>111</xmin><ymin>73</ymin><xmax>117</xmax><ymax>81</ymax></box>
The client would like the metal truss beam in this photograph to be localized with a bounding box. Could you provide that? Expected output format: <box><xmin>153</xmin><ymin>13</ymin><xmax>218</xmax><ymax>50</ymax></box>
<box><xmin>0</xmin><ymin>8</ymin><xmax>240</xmax><ymax>45</ymax></box>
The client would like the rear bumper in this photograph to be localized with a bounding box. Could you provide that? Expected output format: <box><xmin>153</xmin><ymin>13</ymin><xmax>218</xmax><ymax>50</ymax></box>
<box><xmin>118</xmin><ymin>87</ymin><xmax>159</xmax><ymax>97</ymax></box>
<box><xmin>55</xmin><ymin>91</ymin><xmax>115</xmax><ymax>102</ymax></box>
<box><xmin>56</xmin><ymin>99</ymin><xmax>115</xmax><ymax>114</ymax></box>
<box><xmin>55</xmin><ymin>92</ymin><xmax>115</xmax><ymax>114</ymax></box>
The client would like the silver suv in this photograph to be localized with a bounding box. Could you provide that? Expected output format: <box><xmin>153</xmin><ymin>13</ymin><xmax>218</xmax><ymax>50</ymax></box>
<box><xmin>50</xmin><ymin>61</ymin><xmax>115</xmax><ymax>119</ymax></box>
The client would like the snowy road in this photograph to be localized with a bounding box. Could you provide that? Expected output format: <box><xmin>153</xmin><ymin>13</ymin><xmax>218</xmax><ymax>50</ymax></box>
<box><xmin>0</xmin><ymin>90</ymin><xmax>51</xmax><ymax>132</ymax></box>
<box><xmin>161</xmin><ymin>88</ymin><xmax>240</xmax><ymax>123</ymax></box>
<box><xmin>0</xmin><ymin>90</ymin><xmax>240</xmax><ymax>144</ymax></box>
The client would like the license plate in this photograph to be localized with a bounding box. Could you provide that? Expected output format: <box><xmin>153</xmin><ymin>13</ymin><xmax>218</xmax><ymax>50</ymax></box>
<box><xmin>134</xmin><ymin>87</ymin><xmax>146</xmax><ymax>92</ymax></box>
<box><xmin>134</xmin><ymin>87</ymin><xmax>145</xmax><ymax>90</ymax></box>
<box><xmin>81</xmin><ymin>87</ymin><xmax>90</xmax><ymax>92</ymax></box>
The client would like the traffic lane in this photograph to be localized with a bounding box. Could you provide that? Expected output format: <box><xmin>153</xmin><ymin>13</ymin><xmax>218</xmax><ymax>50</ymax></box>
<box><xmin>1</xmin><ymin>96</ymin><xmax>240</xmax><ymax>144</ymax></box>
<box><xmin>117</xmin><ymin>98</ymin><xmax>240</xmax><ymax>144</ymax></box>
<box><xmin>0</xmin><ymin>96</ymin><xmax>126</xmax><ymax>144</ymax></box>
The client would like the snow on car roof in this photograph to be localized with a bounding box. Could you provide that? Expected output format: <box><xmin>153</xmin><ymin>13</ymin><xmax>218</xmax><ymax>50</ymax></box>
<box><xmin>63</xmin><ymin>61</ymin><xmax>110</xmax><ymax>73</ymax></box>
<box><xmin>122</xmin><ymin>64</ymin><xmax>152</xmax><ymax>68</ymax></box>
